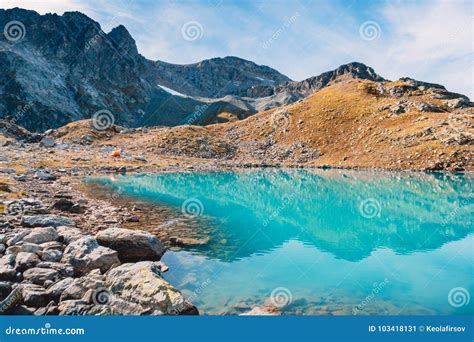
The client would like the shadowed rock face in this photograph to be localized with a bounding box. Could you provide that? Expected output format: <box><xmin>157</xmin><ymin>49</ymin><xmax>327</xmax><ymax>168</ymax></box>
<box><xmin>0</xmin><ymin>8</ymin><xmax>391</xmax><ymax>132</ymax></box>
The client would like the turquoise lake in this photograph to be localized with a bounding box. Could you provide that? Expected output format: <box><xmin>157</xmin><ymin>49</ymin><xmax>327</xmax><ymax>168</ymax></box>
<box><xmin>87</xmin><ymin>169</ymin><xmax>474</xmax><ymax>315</ymax></box>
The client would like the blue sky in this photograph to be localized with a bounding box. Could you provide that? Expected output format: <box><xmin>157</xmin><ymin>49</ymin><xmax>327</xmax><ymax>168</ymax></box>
<box><xmin>3</xmin><ymin>0</ymin><xmax>473</xmax><ymax>98</ymax></box>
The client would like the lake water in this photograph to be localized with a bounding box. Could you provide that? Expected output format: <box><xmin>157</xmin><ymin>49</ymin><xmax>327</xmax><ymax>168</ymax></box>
<box><xmin>87</xmin><ymin>169</ymin><xmax>474</xmax><ymax>315</ymax></box>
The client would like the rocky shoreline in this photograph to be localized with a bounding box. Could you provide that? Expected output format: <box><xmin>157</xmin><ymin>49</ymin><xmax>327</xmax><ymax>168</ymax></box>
<box><xmin>0</xmin><ymin>166</ymin><xmax>199</xmax><ymax>316</ymax></box>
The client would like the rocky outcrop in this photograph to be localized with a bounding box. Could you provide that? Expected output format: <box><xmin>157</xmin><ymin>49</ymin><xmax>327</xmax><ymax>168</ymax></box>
<box><xmin>95</xmin><ymin>228</ymin><xmax>165</xmax><ymax>262</ymax></box>
<box><xmin>61</xmin><ymin>237</ymin><xmax>119</xmax><ymax>276</ymax></box>
<box><xmin>105</xmin><ymin>262</ymin><xmax>198</xmax><ymax>315</ymax></box>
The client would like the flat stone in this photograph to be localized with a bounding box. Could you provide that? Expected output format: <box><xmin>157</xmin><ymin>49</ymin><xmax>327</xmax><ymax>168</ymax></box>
<box><xmin>23</xmin><ymin>227</ymin><xmax>59</xmax><ymax>244</ymax></box>
<box><xmin>40</xmin><ymin>241</ymin><xmax>63</xmax><ymax>251</ymax></box>
<box><xmin>23</xmin><ymin>268</ymin><xmax>58</xmax><ymax>286</ymax></box>
<box><xmin>95</xmin><ymin>228</ymin><xmax>166</xmax><ymax>262</ymax></box>
<box><xmin>21</xmin><ymin>243</ymin><xmax>42</xmax><ymax>254</ymax></box>
<box><xmin>22</xmin><ymin>215</ymin><xmax>75</xmax><ymax>228</ymax></box>
<box><xmin>36</xmin><ymin>262</ymin><xmax>74</xmax><ymax>278</ymax></box>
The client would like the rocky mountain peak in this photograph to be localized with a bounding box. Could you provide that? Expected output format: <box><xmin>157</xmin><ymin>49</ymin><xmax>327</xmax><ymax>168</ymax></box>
<box><xmin>107</xmin><ymin>24</ymin><xmax>138</xmax><ymax>57</ymax></box>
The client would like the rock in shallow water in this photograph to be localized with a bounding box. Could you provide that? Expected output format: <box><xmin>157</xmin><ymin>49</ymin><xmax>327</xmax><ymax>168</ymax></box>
<box><xmin>95</xmin><ymin>228</ymin><xmax>165</xmax><ymax>262</ymax></box>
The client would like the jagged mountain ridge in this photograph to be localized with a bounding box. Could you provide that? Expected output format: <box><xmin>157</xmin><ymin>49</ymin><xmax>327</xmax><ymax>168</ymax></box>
<box><xmin>1</xmin><ymin>8</ymin><xmax>469</xmax><ymax>133</ymax></box>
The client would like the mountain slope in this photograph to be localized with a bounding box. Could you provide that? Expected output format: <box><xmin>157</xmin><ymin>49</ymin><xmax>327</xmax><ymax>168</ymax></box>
<box><xmin>49</xmin><ymin>78</ymin><xmax>473</xmax><ymax>171</ymax></box>
<box><xmin>0</xmin><ymin>8</ymin><xmax>288</xmax><ymax>131</ymax></box>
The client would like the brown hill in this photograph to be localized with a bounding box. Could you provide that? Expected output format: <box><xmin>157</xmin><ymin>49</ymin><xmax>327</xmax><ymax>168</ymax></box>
<box><xmin>33</xmin><ymin>78</ymin><xmax>474</xmax><ymax>171</ymax></box>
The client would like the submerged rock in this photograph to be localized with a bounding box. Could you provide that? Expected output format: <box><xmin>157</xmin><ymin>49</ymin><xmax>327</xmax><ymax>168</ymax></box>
<box><xmin>95</xmin><ymin>228</ymin><xmax>165</xmax><ymax>262</ymax></box>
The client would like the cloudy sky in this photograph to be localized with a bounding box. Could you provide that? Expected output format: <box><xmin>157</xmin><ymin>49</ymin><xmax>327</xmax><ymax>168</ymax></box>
<box><xmin>2</xmin><ymin>0</ymin><xmax>473</xmax><ymax>98</ymax></box>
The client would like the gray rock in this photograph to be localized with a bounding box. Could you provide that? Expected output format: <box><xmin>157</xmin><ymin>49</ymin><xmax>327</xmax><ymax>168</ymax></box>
<box><xmin>95</xmin><ymin>228</ymin><xmax>166</xmax><ymax>262</ymax></box>
<box><xmin>40</xmin><ymin>241</ymin><xmax>63</xmax><ymax>251</ymax></box>
<box><xmin>106</xmin><ymin>261</ymin><xmax>198</xmax><ymax>315</ymax></box>
<box><xmin>0</xmin><ymin>281</ymin><xmax>13</xmax><ymax>301</ymax></box>
<box><xmin>56</xmin><ymin>226</ymin><xmax>84</xmax><ymax>244</ymax></box>
<box><xmin>36</xmin><ymin>262</ymin><xmax>74</xmax><ymax>278</ymax></box>
<box><xmin>6</xmin><ymin>230</ymin><xmax>30</xmax><ymax>246</ymax></box>
<box><xmin>15</xmin><ymin>252</ymin><xmax>40</xmax><ymax>272</ymax></box>
<box><xmin>23</xmin><ymin>268</ymin><xmax>58</xmax><ymax>286</ymax></box>
<box><xmin>41</xmin><ymin>249</ymin><xmax>63</xmax><ymax>262</ymax></box>
<box><xmin>34</xmin><ymin>171</ymin><xmax>57</xmax><ymax>181</ymax></box>
<box><xmin>22</xmin><ymin>284</ymin><xmax>52</xmax><ymax>307</ymax></box>
<box><xmin>62</xmin><ymin>237</ymin><xmax>120</xmax><ymax>276</ymax></box>
<box><xmin>39</xmin><ymin>136</ymin><xmax>56</xmax><ymax>148</ymax></box>
<box><xmin>21</xmin><ymin>243</ymin><xmax>42</xmax><ymax>254</ymax></box>
<box><xmin>22</xmin><ymin>215</ymin><xmax>76</xmax><ymax>228</ymax></box>
<box><xmin>0</xmin><ymin>254</ymin><xmax>17</xmax><ymax>281</ymax></box>
<box><xmin>0</xmin><ymin>244</ymin><xmax>5</xmax><ymax>254</ymax></box>
<box><xmin>60</xmin><ymin>271</ymin><xmax>105</xmax><ymax>301</ymax></box>
<box><xmin>47</xmin><ymin>277</ymin><xmax>74</xmax><ymax>299</ymax></box>
<box><xmin>23</xmin><ymin>227</ymin><xmax>59</xmax><ymax>244</ymax></box>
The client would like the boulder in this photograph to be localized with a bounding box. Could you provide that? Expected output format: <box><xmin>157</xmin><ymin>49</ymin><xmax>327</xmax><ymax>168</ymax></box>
<box><xmin>62</xmin><ymin>237</ymin><xmax>120</xmax><ymax>276</ymax></box>
<box><xmin>15</xmin><ymin>252</ymin><xmax>40</xmax><ymax>272</ymax></box>
<box><xmin>0</xmin><ymin>281</ymin><xmax>12</xmax><ymax>301</ymax></box>
<box><xmin>105</xmin><ymin>261</ymin><xmax>198</xmax><ymax>315</ymax></box>
<box><xmin>22</xmin><ymin>284</ymin><xmax>52</xmax><ymax>307</ymax></box>
<box><xmin>36</xmin><ymin>262</ymin><xmax>74</xmax><ymax>278</ymax></box>
<box><xmin>21</xmin><ymin>243</ymin><xmax>42</xmax><ymax>254</ymax></box>
<box><xmin>23</xmin><ymin>227</ymin><xmax>59</xmax><ymax>244</ymax></box>
<box><xmin>47</xmin><ymin>277</ymin><xmax>74</xmax><ymax>299</ymax></box>
<box><xmin>22</xmin><ymin>215</ymin><xmax>75</xmax><ymax>228</ymax></box>
<box><xmin>39</xmin><ymin>136</ymin><xmax>56</xmax><ymax>148</ymax></box>
<box><xmin>41</xmin><ymin>249</ymin><xmax>63</xmax><ymax>262</ymax></box>
<box><xmin>0</xmin><ymin>254</ymin><xmax>17</xmax><ymax>281</ymax></box>
<box><xmin>6</xmin><ymin>230</ymin><xmax>30</xmax><ymax>246</ymax></box>
<box><xmin>23</xmin><ymin>268</ymin><xmax>58</xmax><ymax>286</ymax></box>
<box><xmin>56</xmin><ymin>226</ymin><xmax>84</xmax><ymax>244</ymax></box>
<box><xmin>95</xmin><ymin>228</ymin><xmax>166</xmax><ymax>262</ymax></box>
<box><xmin>60</xmin><ymin>271</ymin><xmax>105</xmax><ymax>301</ymax></box>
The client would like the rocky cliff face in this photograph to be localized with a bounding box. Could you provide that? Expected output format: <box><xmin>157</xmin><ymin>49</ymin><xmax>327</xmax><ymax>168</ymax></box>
<box><xmin>0</xmin><ymin>8</ymin><xmax>289</xmax><ymax>131</ymax></box>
